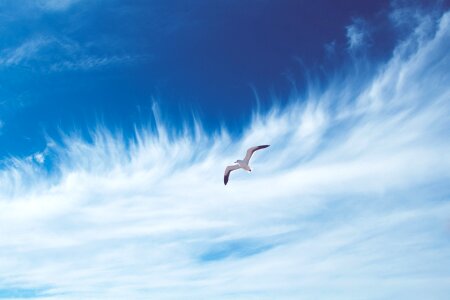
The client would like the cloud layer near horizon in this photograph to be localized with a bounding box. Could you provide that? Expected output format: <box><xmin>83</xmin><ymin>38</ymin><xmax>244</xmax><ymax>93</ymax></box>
<box><xmin>1</xmin><ymin>7</ymin><xmax>450</xmax><ymax>300</ymax></box>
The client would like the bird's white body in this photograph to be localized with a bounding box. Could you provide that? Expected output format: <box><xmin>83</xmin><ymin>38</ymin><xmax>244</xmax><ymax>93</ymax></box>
<box><xmin>235</xmin><ymin>159</ymin><xmax>251</xmax><ymax>172</ymax></box>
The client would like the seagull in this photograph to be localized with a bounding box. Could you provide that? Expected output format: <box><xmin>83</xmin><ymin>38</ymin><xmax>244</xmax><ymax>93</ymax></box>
<box><xmin>224</xmin><ymin>145</ymin><xmax>270</xmax><ymax>185</ymax></box>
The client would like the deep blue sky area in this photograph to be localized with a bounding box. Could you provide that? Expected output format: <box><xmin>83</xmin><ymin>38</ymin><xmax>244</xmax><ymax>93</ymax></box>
<box><xmin>0</xmin><ymin>0</ymin><xmax>398</xmax><ymax>158</ymax></box>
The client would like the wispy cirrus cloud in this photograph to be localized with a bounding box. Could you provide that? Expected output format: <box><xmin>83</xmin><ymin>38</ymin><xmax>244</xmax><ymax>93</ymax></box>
<box><xmin>0</xmin><ymin>37</ymin><xmax>50</xmax><ymax>67</ymax></box>
<box><xmin>0</xmin><ymin>0</ymin><xmax>83</xmax><ymax>13</ymax></box>
<box><xmin>35</xmin><ymin>0</ymin><xmax>83</xmax><ymax>12</ymax></box>
<box><xmin>0</xmin><ymin>35</ymin><xmax>138</xmax><ymax>71</ymax></box>
<box><xmin>346</xmin><ymin>17</ymin><xmax>372</xmax><ymax>52</ymax></box>
<box><xmin>49</xmin><ymin>54</ymin><xmax>136</xmax><ymax>72</ymax></box>
<box><xmin>0</xmin><ymin>7</ymin><xmax>449</xmax><ymax>300</ymax></box>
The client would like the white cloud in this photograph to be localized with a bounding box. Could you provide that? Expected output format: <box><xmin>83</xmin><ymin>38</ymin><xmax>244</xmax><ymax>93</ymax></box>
<box><xmin>0</xmin><ymin>8</ymin><xmax>449</xmax><ymax>300</ymax></box>
<box><xmin>346</xmin><ymin>17</ymin><xmax>371</xmax><ymax>51</ymax></box>
<box><xmin>49</xmin><ymin>55</ymin><xmax>136</xmax><ymax>72</ymax></box>
<box><xmin>0</xmin><ymin>36</ymin><xmax>137</xmax><ymax>71</ymax></box>
<box><xmin>35</xmin><ymin>0</ymin><xmax>82</xmax><ymax>12</ymax></box>
<box><xmin>0</xmin><ymin>37</ymin><xmax>50</xmax><ymax>67</ymax></box>
<box><xmin>0</xmin><ymin>0</ymin><xmax>83</xmax><ymax>19</ymax></box>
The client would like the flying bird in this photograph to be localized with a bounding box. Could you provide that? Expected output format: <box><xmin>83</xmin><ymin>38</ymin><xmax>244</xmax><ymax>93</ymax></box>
<box><xmin>224</xmin><ymin>145</ymin><xmax>270</xmax><ymax>185</ymax></box>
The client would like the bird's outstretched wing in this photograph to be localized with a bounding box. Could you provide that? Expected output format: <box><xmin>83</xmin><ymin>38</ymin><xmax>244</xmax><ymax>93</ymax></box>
<box><xmin>243</xmin><ymin>145</ymin><xmax>270</xmax><ymax>163</ymax></box>
<box><xmin>224</xmin><ymin>164</ymin><xmax>240</xmax><ymax>185</ymax></box>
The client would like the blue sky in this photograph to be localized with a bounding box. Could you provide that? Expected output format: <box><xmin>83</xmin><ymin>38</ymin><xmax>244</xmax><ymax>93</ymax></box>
<box><xmin>0</xmin><ymin>0</ymin><xmax>396</xmax><ymax>159</ymax></box>
<box><xmin>1</xmin><ymin>1</ymin><xmax>450</xmax><ymax>299</ymax></box>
